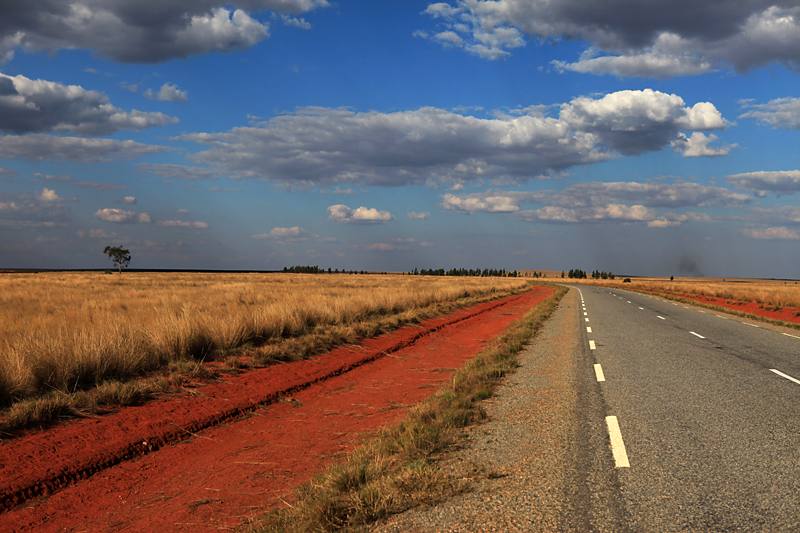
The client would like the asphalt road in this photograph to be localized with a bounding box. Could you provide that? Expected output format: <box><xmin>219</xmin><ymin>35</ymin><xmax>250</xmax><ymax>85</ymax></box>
<box><xmin>575</xmin><ymin>285</ymin><xmax>800</xmax><ymax>531</ymax></box>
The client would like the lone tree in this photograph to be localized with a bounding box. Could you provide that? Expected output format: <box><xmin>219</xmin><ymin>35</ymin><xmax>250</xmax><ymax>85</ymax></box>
<box><xmin>103</xmin><ymin>245</ymin><xmax>131</xmax><ymax>274</ymax></box>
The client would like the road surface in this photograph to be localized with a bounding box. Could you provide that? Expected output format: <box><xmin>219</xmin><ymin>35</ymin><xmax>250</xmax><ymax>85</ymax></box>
<box><xmin>579</xmin><ymin>284</ymin><xmax>800</xmax><ymax>531</ymax></box>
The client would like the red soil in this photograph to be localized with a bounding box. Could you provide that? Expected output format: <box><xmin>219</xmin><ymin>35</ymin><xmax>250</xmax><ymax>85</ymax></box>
<box><xmin>642</xmin><ymin>290</ymin><xmax>800</xmax><ymax>325</ymax></box>
<box><xmin>0</xmin><ymin>286</ymin><xmax>554</xmax><ymax>533</ymax></box>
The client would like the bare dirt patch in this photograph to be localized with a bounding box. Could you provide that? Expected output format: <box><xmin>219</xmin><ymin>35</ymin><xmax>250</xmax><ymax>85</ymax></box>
<box><xmin>0</xmin><ymin>286</ymin><xmax>553</xmax><ymax>533</ymax></box>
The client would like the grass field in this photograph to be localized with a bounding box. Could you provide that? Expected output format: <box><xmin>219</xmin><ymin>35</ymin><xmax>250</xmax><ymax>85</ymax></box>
<box><xmin>0</xmin><ymin>272</ymin><xmax>528</xmax><ymax>419</ymax></box>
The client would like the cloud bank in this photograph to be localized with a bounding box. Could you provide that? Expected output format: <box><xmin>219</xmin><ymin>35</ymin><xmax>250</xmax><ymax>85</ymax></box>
<box><xmin>0</xmin><ymin>134</ymin><xmax>168</xmax><ymax>163</ymax></box>
<box><xmin>0</xmin><ymin>73</ymin><xmax>178</xmax><ymax>135</ymax></box>
<box><xmin>728</xmin><ymin>170</ymin><xmax>800</xmax><ymax>197</ymax></box>
<box><xmin>421</xmin><ymin>1</ymin><xmax>800</xmax><ymax>78</ymax></box>
<box><xmin>180</xmin><ymin>90</ymin><xmax>728</xmax><ymax>186</ymax></box>
<box><xmin>440</xmin><ymin>180</ymin><xmax>750</xmax><ymax>227</ymax></box>
<box><xmin>0</xmin><ymin>0</ymin><xmax>330</xmax><ymax>63</ymax></box>
<box><xmin>739</xmin><ymin>97</ymin><xmax>800</xmax><ymax>129</ymax></box>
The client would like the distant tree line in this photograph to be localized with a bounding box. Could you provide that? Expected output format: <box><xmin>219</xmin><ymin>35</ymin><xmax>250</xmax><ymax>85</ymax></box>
<box><xmin>409</xmin><ymin>268</ymin><xmax>519</xmax><ymax>277</ymax></box>
<box><xmin>283</xmin><ymin>265</ymin><xmax>326</xmax><ymax>274</ymax></box>
<box><xmin>282</xmin><ymin>265</ymin><xmax>376</xmax><ymax>274</ymax></box>
<box><xmin>562</xmin><ymin>269</ymin><xmax>615</xmax><ymax>280</ymax></box>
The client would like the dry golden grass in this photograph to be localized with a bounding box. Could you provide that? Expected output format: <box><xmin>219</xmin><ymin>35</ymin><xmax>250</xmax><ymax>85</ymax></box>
<box><xmin>0</xmin><ymin>272</ymin><xmax>528</xmax><ymax>408</ymax></box>
<box><xmin>565</xmin><ymin>276</ymin><xmax>800</xmax><ymax>309</ymax></box>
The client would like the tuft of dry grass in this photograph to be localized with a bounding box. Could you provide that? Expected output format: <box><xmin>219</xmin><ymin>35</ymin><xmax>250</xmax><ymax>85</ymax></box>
<box><xmin>252</xmin><ymin>284</ymin><xmax>567</xmax><ymax>533</ymax></box>
<box><xmin>0</xmin><ymin>379</ymin><xmax>154</xmax><ymax>434</ymax></box>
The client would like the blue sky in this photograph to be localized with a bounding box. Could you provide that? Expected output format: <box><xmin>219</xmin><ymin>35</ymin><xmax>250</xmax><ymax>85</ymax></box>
<box><xmin>1</xmin><ymin>1</ymin><xmax>799</xmax><ymax>277</ymax></box>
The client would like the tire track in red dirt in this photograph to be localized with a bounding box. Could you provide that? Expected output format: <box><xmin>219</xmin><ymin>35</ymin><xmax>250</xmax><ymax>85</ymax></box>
<box><xmin>0</xmin><ymin>286</ymin><xmax>553</xmax><ymax>533</ymax></box>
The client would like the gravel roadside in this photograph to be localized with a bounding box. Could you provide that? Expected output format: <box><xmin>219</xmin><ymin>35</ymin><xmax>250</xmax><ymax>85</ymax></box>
<box><xmin>372</xmin><ymin>287</ymin><xmax>631</xmax><ymax>533</ymax></box>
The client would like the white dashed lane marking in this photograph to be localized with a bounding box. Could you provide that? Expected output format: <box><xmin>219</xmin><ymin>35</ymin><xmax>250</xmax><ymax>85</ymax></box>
<box><xmin>606</xmin><ymin>416</ymin><xmax>630</xmax><ymax>468</ymax></box>
<box><xmin>771</xmin><ymin>369</ymin><xmax>800</xmax><ymax>386</ymax></box>
<box><xmin>587</xmin><ymin>327</ymin><xmax>592</xmax><ymax>333</ymax></box>
<box><xmin>589</xmin><ymin>340</ymin><xmax>596</xmax><ymax>350</ymax></box>
<box><xmin>690</xmin><ymin>331</ymin><xmax>705</xmax><ymax>339</ymax></box>
<box><xmin>657</xmin><ymin>316</ymin><xmax>666</xmax><ymax>320</ymax></box>
<box><xmin>594</xmin><ymin>364</ymin><xmax>605</xmax><ymax>382</ymax></box>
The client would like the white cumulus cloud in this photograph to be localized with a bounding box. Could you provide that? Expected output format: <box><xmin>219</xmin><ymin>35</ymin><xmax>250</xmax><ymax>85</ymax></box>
<box><xmin>327</xmin><ymin>204</ymin><xmax>394</xmax><ymax>224</ymax></box>
<box><xmin>144</xmin><ymin>83</ymin><xmax>188</xmax><ymax>102</ymax></box>
<box><xmin>36</xmin><ymin>188</ymin><xmax>62</xmax><ymax>202</ymax></box>
<box><xmin>671</xmin><ymin>132</ymin><xmax>735</xmax><ymax>157</ymax></box>
<box><xmin>0</xmin><ymin>73</ymin><xmax>178</xmax><ymax>135</ymax></box>
<box><xmin>94</xmin><ymin>208</ymin><xmax>136</xmax><ymax>223</ymax></box>
<box><xmin>440</xmin><ymin>194</ymin><xmax>520</xmax><ymax>214</ymax></box>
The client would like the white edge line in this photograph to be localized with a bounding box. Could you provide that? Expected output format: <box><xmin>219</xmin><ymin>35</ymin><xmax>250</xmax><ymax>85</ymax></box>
<box><xmin>606</xmin><ymin>416</ymin><xmax>630</xmax><ymax>468</ymax></box>
<box><xmin>771</xmin><ymin>369</ymin><xmax>800</xmax><ymax>386</ymax></box>
<box><xmin>594</xmin><ymin>364</ymin><xmax>605</xmax><ymax>382</ymax></box>
<box><xmin>783</xmin><ymin>333</ymin><xmax>800</xmax><ymax>339</ymax></box>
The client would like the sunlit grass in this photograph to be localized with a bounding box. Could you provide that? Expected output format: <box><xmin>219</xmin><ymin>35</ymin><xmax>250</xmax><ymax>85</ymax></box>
<box><xmin>0</xmin><ymin>272</ymin><xmax>528</xmax><ymax>413</ymax></box>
